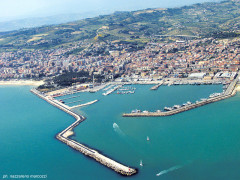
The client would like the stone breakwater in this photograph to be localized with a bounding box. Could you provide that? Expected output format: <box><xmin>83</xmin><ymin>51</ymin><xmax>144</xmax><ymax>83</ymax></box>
<box><xmin>30</xmin><ymin>89</ymin><xmax>137</xmax><ymax>176</ymax></box>
<box><xmin>123</xmin><ymin>90</ymin><xmax>236</xmax><ymax>117</ymax></box>
<box><xmin>123</xmin><ymin>74</ymin><xmax>239</xmax><ymax>117</ymax></box>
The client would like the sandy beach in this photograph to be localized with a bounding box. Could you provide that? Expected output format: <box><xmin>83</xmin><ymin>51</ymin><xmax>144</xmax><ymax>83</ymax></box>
<box><xmin>0</xmin><ymin>80</ymin><xmax>44</xmax><ymax>86</ymax></box>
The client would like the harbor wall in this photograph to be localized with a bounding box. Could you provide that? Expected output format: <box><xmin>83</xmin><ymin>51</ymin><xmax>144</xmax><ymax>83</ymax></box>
<box><xmin>30</xmin><ymin>89</ymin><xmax>137</xmax><ymax>176</ymax></box>
<box><xmin>123</xmin><ymin>75</ymin><xmax>239</xmax><ymax>117</ymax></box>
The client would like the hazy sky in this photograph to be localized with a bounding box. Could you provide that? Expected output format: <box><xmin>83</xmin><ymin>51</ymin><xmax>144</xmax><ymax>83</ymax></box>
<box><xmin>0</xmin><ymin>0</ymin><xmax>220</xmax><ymax>21</ymax></box>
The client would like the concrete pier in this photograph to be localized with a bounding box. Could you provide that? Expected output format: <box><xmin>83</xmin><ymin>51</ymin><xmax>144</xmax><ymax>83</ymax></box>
<box><xmin>123</xmin><ymin>74</ymin><xmax>239</xmax><ymax>117</ymax></box>
<box><xmin>70</xmin><ymin>100</ymin><xmax>98</xmax><ymax>109</ymax></box>
<box><xmin>103</xmin><ymin>85</ymin><xmax>122</xmax><ymax>96</ymax></box>
<box><xmin>31</xmin><ymin>89</ymin><xmax>137</xmax><ymax>176</ymax></box>
<box><xmin>150</xmin><ymin>81</ymin><xmax>164</xmax><ymax>90</ymax></box>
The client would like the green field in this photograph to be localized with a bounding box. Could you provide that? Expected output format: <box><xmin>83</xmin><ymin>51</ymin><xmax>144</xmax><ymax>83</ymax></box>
<box><xmin>0</xmin><ymin>0</ymin><xmax>239</xmax><ymax>50</ymax></box>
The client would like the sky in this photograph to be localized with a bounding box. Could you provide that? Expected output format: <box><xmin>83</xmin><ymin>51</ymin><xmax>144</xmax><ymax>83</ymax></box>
<box><xmin>0</xmin><ymin>0</ymin><xmax>220</xmax><ymax>22</ymax></box>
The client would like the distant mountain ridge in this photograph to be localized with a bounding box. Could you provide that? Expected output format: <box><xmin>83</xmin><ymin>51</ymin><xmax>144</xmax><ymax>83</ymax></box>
<box><xmin>0</xmin><ymin>0</ymin><xmax>239</xmax><ymax>50</ymax></box>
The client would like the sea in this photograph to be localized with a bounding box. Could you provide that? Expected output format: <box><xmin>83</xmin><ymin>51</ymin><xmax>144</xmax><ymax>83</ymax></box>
<box><xmin>1</xmin><ymin>84</ymin><xmax>240</xmax><ymax>180</ymax></box>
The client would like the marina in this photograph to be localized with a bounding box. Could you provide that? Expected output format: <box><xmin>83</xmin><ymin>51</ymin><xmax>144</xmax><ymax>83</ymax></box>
<box><xmin>117</xmin><ymin>91</ymin><xmax>135</xmax><ymax>94</ymax></box>
<box><xmin>65</xmin><ymin>100</ymin><xmax>83</xmax><ymax>105</ymax></box>
<box><xmin>103</xmin><ymin>85</ymin><xmax>122</xmax><ymax>96</ymax></box>
<box><xmin>123</xmin><ymin>74</ymin><xmax>239</xmax><ymax>117</ymax></box>
<box><xmin>117</xmin><ymin>86</ymin><xmax>136</xmax><ymax>95</ymax></box>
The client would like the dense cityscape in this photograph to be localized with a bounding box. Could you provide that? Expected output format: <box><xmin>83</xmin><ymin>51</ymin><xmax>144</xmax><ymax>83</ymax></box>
<box><xmin>0</xmin><ymin>37</ymin><xmax>239</xmax><ymax>83</ymax></box>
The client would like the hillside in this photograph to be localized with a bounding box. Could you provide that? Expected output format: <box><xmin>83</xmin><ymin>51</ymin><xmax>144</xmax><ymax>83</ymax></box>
<box><xmin>0</xmin><ymin>12</ymin><xmax>104</xmax><ymax>32</ymax></box>
<box><xmin>0</xmin><ymin>0</ymin><xmax>239</xmax><ymax>51</ymax></box>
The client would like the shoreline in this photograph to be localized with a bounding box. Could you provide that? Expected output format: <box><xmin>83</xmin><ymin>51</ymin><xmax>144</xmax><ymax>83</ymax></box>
<box><xmin>0</xmin><ymin>80</ymin><xmax>44</xmax><ymax>86</ymax></box>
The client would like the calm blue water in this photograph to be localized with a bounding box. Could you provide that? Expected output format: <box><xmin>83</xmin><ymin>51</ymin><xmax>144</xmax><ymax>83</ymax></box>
<box><xmin>1</xmin><ymin>84</ymin><xmax>240</xmax><ymax>180</ymax></box>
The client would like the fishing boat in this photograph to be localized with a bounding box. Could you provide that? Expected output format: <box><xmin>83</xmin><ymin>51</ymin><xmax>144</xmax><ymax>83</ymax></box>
<box><xmin>147</xmin><ymin>136</ymin><xmax>149</xmax><ymax>141</ymax></box>
<box><xmin>140</xmin><ymin>160</ymin><xmax>143</xmax><ymax>166</ymax></box>
<box><xmin>164</xmin><ymin>107</ymin><xmax>173</xmax><ymax>111</ymax></box>
<box><xmin>173</xmin><ymin>105</ymin><xmax>181</xmax><ymax>109</ymax></box>
<box><xmin>131</xmin><ymin>109</ymin><xmax>141</xmax><ymax>113</ymax></box>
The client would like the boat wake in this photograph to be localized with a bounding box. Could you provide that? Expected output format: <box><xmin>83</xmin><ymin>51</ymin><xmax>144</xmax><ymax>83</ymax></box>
<box><xmin>113</xmin><ymin>123</ymin><xmax>125</xmax><ymax>136</ymax></box>
<box><xmin>156</xmin><ymin>165</ymin><xmax>182</xmax><ymax>176</ymax></box>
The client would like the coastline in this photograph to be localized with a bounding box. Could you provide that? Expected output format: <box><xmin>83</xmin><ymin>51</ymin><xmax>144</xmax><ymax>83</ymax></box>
<box><xmin>0</xmin><ymin>80</ymin><xmax>44</xmax><ymax>86</ymax></box>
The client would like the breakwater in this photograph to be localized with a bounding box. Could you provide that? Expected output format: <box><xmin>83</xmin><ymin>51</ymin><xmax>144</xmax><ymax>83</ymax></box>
<box><xmin>70</xmin><ymin>100</ymin><xmax>98</xmax><ymax>109</ymax></box>
<box><xmin>30</xmin><ymin>89</ymin><xmax>137</xmax><ymax>176</ymax></box>
<box><xmin>123</xmin><ymin>74</ymin><xmax>239</xmax><ymax>117</ymax></box>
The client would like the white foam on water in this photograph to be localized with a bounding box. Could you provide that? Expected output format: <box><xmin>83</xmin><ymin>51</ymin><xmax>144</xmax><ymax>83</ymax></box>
<box><xmin>156</xmin><ymin>165</ymin><xmax>182</xmax><ymax>176</ymax></box>
<box><xmin>113</xmin><ymin>123</ymin><xmax>125</xmax><ymax>136</ymax></box>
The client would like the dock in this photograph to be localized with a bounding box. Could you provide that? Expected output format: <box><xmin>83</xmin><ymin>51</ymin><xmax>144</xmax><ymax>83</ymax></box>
<box><xmin>123</xmin><ymin>74</ymin><xmax>239</xmax><ymax>117</ymax></box>
<box><xmin>103</xmin><ymin>85</ymin><xmax>122</xmax><ymax>96</ymax></box>
<box><xmin>150</xmin><ymin>81</ymin><xmax>164</xmax><ymax>90</ymax></box>
<box><xmin>86</xmin><ymin>84</ymin><xmax>109</xmax><ymax>93</ymax></box>
<box><xmin>31</xmin><ymin>89</ymin><xmax>137</xmax><ymax>176</ymax></box>
<box><xmin>70</xmin><ymin>100</ymin><xmax>98</xmax><ymax>109</ymax></box>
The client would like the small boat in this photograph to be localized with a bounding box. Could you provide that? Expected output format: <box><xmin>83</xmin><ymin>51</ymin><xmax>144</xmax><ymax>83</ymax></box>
<box><xmin>164</xmin><ymin>107</ymin><xmax>173</xmax><ymax>111</ymax></box>
<box><xmin>186</xmin><ymin>101</ymin><xmax>192</xmax><ymax>105</ymax></box>
<box><xmin>59</xmin><ymin>100</ymin><xmax>65</xmax><ymax>104</ymax></box>
<box><xmin>131</xmin><ymin>109</ymin><xmax>141</xmax><ymax>113</ymax></box>
<box><xmin>140</xmin><ymin>160</ymin><xmax>143</xmax><ymax>166</ymax></box>
<box><xmin>173</xmin><ymin>105</ymin><xmax>181</xmax><ymax>109</ymax></box>
<box><xmin>147</xmin><ymin>136</ymin><xmax>149</xmax><ymax>141</ymax></box>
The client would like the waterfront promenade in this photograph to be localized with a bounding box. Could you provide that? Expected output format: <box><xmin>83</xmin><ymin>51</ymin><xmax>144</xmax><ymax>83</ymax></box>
<box><xmin>123</xmin><ymin>74</ymin><xmax>239</xmax><ymax>117</ymax></box>
<box><xmin>31</xmin><ymin>89</ymin><xmax>137</xmax><ymax>176</ymax></box>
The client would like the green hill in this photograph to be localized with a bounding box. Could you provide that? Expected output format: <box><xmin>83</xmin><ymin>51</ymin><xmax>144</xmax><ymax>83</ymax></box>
<box><xmin>0</xmin><ymin>0</ymin><xmax>239</xmax><ymax>50</ymax></box>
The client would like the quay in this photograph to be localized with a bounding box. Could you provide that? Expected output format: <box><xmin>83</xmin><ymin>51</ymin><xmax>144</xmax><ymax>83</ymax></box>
<box><xmin>30</xmin><ymin>89</ymin><xmax>137</xmax><ymax>176</ymax></box>
<box><xmin>88</xmin><ymin>84</ymin><xmax>109</xmax><ymax>93</ymax></box>
<box><xmin>123</xmin><ymin>74</ymin><xmax>239</xmax><ymax>117</ymax></box>
<box><xmin>150</xmin><ymin>81</ymin><xmax>164</xmax><ymax>90</ymax></box>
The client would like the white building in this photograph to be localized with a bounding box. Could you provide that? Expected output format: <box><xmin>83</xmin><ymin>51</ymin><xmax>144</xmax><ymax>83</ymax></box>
<box><xmin>188</xmin><ymin>72</ymin><xmax>206</xmax><ymax>79</ymax></box>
